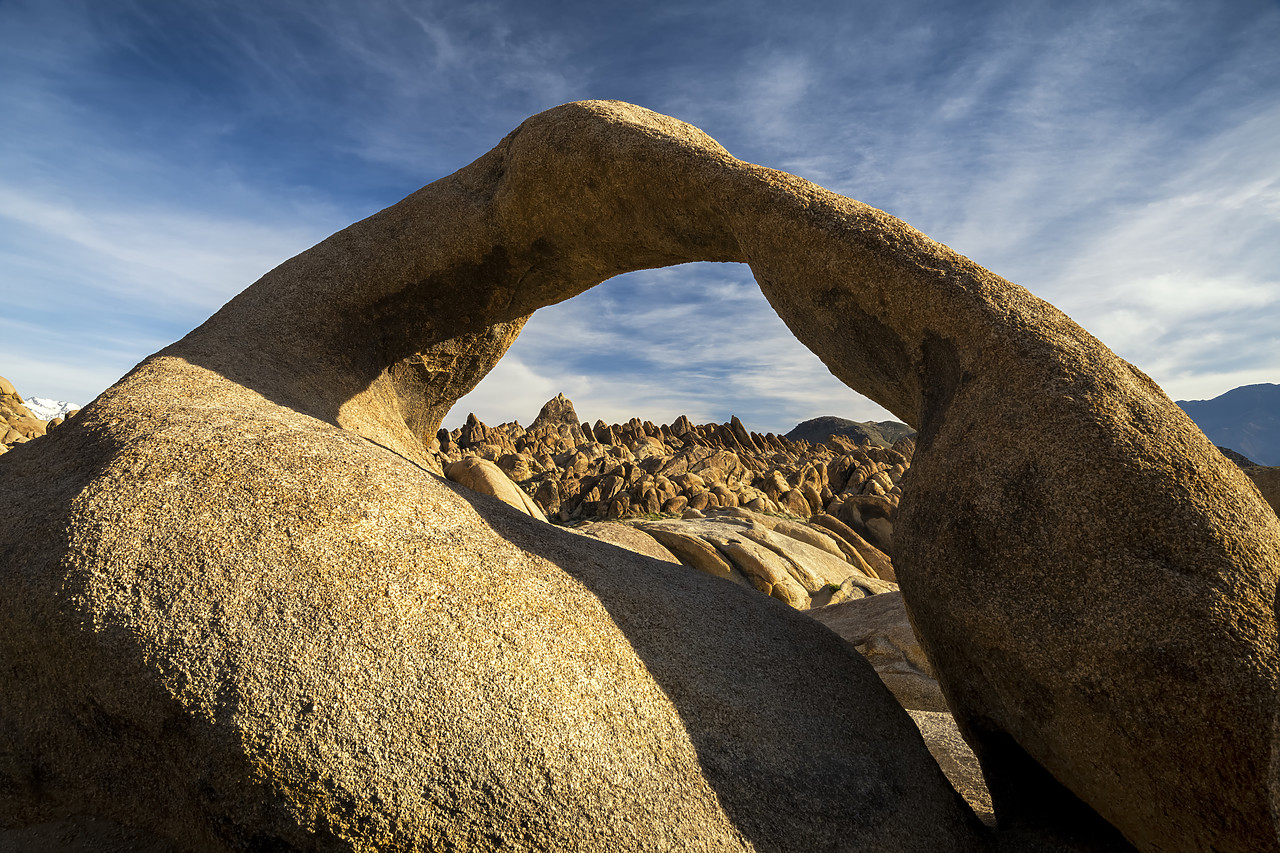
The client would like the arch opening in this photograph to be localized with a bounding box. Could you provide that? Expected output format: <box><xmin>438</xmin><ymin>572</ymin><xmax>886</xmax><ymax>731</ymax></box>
<box><xmin>442</xmin><ymin>262</ymin><xmax>898</xmax><ymax>434</ymax></box>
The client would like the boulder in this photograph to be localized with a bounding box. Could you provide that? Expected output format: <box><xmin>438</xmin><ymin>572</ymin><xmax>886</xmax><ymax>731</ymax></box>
<box><xmin>0</xmin><ymin>374</ymin><xmax>982</xmax><ymax>852</ymax></box>
<box><xmin>809</xmin><ymin>591</ymin><xmax>947</xmax><ymax>712</ymax></box>
<box><xmin>1245</xmin><ymin>466</ymin><xmax>1279</xmax><ymax>516</ymax></box>
<box><xmin>1</xmin><ymin>376</ymin><xmax>49</xmax><ymax>451</ymax></box>
<box><xmin>637</xmin><ymin>524</ymin><xmax>744</xmax><ymax>584</ymax></box>
<box><xmin>660</xmin><ymin>495</ymin><xmax>688</xmax><ymax>515</ymax></box>
<box><xmin>715</xmin><ymin>536</ymin><xmax>812</xmax><ymax>606</ymax></box>
<box><xmin>809</xmin><ymin>513</ymin><xmax>896</xmax><ymax>582</ymax></box>
<box><xmin>729</xmin><ymin>509</ymin><xmax>867</xmax><ymax>567</ymax></box>
<box><xmin>571</xmin><ymin>521</ymin><xmax>680</xmax><ymax>564</ymax></box>
<box><xmin>444</xmin><ymin>456</ymin><xmax>548</xmax><ymax>521</ymax></box>
<box><xmin>736</xmin><ymin>527</ymin><xmax>893</xmax><ymax>595</ymax></box>
<box><xmin>637</xmin><ymin>513</ymin><xmax>889</xmax><ymax>611</ymax></box>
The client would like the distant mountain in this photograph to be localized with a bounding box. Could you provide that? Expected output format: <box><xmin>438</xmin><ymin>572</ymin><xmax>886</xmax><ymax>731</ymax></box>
<box><xmin>1177</xmin><ymin>383</ymin><xmax>1279</xmax><ymax>467</ymax></box>
<box><xmin>785</xmin><ymin>416</ymin><xmax>915</xmax><ymax>449</ymax></box>
<box><xmin>1216</xmin><ymin>446</ymin><xmax>1259</xmax><ymax>468</ymax></box>
<box><xmin>25</xmin><ymin>396</ymin><xmax>80</xmax><ymax>421</ymax></box>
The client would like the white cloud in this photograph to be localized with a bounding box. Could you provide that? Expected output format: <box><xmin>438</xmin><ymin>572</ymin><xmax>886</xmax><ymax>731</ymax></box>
<box><xmin>443</xmin><ymin>264</ymin><xmax>899</xmax><ymax>433</ymax></box>
<box><xmin>0</xmin><ymin>184</ymin><xmax>330</xmax><ymax>313</ymax></box>
<box><xmin>0</xmin><ymin>315</ymin><xmax>160</xmax><ymax>406</ymax></box>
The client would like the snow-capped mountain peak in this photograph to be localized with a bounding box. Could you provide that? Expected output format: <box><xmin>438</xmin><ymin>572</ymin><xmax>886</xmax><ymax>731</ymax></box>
<box><xmin>25</xmin><ymin>397</ymin><xmax>81</xmax><ymax>421</ymax></box>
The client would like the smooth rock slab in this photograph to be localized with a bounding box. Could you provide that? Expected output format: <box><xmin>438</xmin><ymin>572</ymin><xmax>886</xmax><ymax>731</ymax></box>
<box><xmin>810</xmin><ymin>591</ymin><xmax>947</xmax><ymax>713</ymax></box>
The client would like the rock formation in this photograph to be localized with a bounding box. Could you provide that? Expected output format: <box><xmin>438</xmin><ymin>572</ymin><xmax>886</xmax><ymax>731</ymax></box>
<box><xmin>2</xmin><ymin>100</ymin><xmax>1278</xmax><ymax>852</ymax></box>
<box><xmin>1215</xmin><ymin>445</ymin><xmax>1280</xmax><ymax>518</ymax></box>
<box><xmin>1</xmin><ymin>375</ymin><xmax>48</xmax><ymax>453</ymax></box>
<box><xmin>1248</xmin><ymin>466</ymin><xmax>1279</xmax><ymax>515</ymax></box>
<box><xmin>809</xmin><ymin>591</ymin><xmax>947</xmax><ymax>712</ymax></box>
<box><xmin>1</xmin><ymin>376</ymin><xmax>81</xmax><ymax>457</ymax></box>
<box><xmin>558</xmin><ymin>503</ymin><xmax>991</xmax><ymax>835</ymax></box>
<box><xmin>442</xmin><ymin>456</ymin><xmax>548</xmax><ymax>520</ymax></box>
<box><xmin>435</xmin><ymin>397</ymin><xmax>911</xmax><ymax>565</ymax></box>
<box><xmin>0</xmin><ymin>106</ymin><xmax>993</xmax><ymax>852</ymax></box>
<box><xmin>528</xmin><ymin>391</ymin><xmax>580</xmax><ymax>431</ymax></box>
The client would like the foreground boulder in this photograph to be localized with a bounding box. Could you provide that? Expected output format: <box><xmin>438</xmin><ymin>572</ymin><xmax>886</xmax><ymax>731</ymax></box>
<box><xmin>3</xmin><ymin>414</ymin><xmax>978</xmax><ymax>850</ymax></box>
<box><xmin>2</xmin><ymin>100</ymin><xmax>1277</xmax><ymax>851</ymax></box>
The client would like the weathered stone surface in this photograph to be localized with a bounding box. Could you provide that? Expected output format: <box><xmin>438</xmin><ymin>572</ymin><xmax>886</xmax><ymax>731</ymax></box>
<box><xmin>444</xmin><ymin>456</ymin><xmax>548</xmax><ymax>521</ymax></box>
<box><xmin>0</xmin><ymin>814</ymin><xmax>183</xmax><ymax>853</ymax></box>
<box><xmin>737</xmin><ymin>527</ymin><xmax>894</xmax><ymax>596</ymax></box>
<box><xmin>809</xmin><ymin>591</ymin><xmax>946</xmax><ymax>712</ymax></box>
<box><xmin>0</xmin><ymin>103</ymin><xmax>988</xmax><ymax>852</ymax></box>
<box><xmin>810</xmin><ymin>513</ymin><xmax>896</xmax><ymax>582</ymax></box>
<box><xmin>1245</xmin><ymin>466</ymin><xmax>1278</xmax><ymax>515</ymax></box>
<box><xmin>427</xmin><ymin>101</ymin><xmax>1278</xmax><ymax>850</ymax></box>
<box><xmin>571</xmin><ymin>521</ymin><xmax>680</xmax><ymax>564</ymax></box>
<box><xmin>1</xmin><ymin>375</ymin><xmax>50</xmax><ymax>452</ymax></box>
<box><xmin>0</xmin><ymin>380</ymin><xmax>982</xmax><ymax>851</ymax></box>
<box><xmin>636</xmin><ymin>512</ymin><xmax>885</xmax><ymax>609</ymax></box>
<box><xmin>717</xmin><ymin>536</ymin><xmax>812</xmax><ymax>605</ymax></box>
<box><xmin>908</xmin><ymin>711</ymin><xmax>994</xmax><ymax>829</ymax></box>
<box><xmin>529</xmin><ymin>391</ymin><xmax>580</xmax><ymax>431</ymax></box>
<box><xmin>637</xmin><ymin>524</ymin><xmax>744</xmax><ymax>584</ymax></box>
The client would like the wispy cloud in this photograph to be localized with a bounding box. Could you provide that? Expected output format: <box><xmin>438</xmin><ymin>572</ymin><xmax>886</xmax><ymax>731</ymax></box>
<box><xmin>447</xmin><ymin>265</ymin><xmax>898</xmax><ymax>432</ymax></box>
<box><xmin>0</xmin><ymin>182</ymin><xmax>331</xmax><ymax>311</ymax></box>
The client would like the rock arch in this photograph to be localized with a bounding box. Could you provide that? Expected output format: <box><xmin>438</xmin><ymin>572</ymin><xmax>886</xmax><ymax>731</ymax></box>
<box><xmin>2</xmin><ymin>101</ymin><xmax>1278</xmax><ymax>852</ymax></box>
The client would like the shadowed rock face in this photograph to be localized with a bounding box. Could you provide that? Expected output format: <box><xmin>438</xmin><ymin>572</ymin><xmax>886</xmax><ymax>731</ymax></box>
<box><xmin>1</xmin><ymin>100</ymin><xmax>1278</xmax><ymax>852</ymax></box>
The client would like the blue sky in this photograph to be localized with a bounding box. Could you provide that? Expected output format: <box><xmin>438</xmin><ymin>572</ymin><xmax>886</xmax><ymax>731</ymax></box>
<box><xmin>2</xmin><ymin>0</ymin><xmax>1277</xmax><ymax>433</ymax></box>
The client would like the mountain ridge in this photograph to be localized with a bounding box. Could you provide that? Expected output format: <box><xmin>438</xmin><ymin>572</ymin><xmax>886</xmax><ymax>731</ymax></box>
<box><xmin>784</xmin><ymin>416</ymin><xmax>915</xmax><ymax>448</ymax></box>
<box><xmin>1177</xmin><ymin>383</ymin><xmax>1279</xmax><ymax>466</ymax></box>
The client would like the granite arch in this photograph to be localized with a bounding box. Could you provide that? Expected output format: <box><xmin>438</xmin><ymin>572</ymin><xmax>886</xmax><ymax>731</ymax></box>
<box><xmin>3</xmin><ymin>100</ymin><xmax>1279</xmax><ymax>852</ymax></box>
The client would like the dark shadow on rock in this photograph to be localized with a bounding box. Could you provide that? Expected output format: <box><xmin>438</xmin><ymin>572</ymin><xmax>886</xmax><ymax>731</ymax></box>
<box><xmin>441</xmin><ymin>481</ymin><xmax>989</xmax><ymax>850</ymax></box>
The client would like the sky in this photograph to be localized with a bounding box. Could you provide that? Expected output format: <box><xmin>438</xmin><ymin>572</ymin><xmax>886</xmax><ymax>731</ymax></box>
<box><xmin>2</xmin><ymin>0</ymin><xmax>1278</xmax><ymax>434</ymax></box>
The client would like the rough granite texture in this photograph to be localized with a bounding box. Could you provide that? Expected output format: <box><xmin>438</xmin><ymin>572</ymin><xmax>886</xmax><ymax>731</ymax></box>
<box><xmin>442</xmin><ymin>456</ymin><xmax>548</xmax><ymax>521</ymax></box>
<box><xmin>2</xmin><ymin>100</ymin><xmax>1278</xmax><ymax>852</ymax></box>
<box><xmin>908</xmin><ymin>711</ymin><xmax>994</xmax><ymax>829</ymax></box>
<box><xmin>0</xmin><ymin>103</ymin><xmax>986</xmax><ymax>852</ymax></box>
